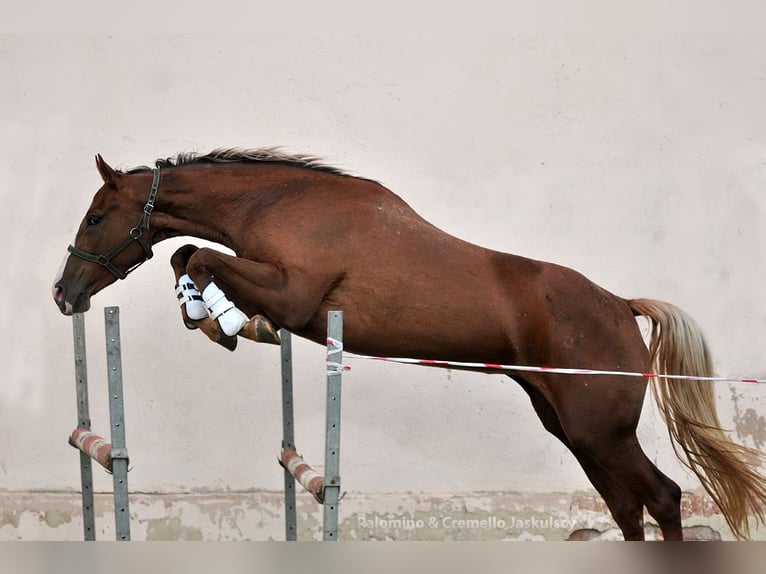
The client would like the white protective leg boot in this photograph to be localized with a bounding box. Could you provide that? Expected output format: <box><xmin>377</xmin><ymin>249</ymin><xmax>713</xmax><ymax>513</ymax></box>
<box><xmin>175</xmin><ymin>274</ymin><xmax>208</xmax><ymax>321</ymax></box>
<box><xmin>202</xmin><ymin>281</ymin><xmax>249</xmax><ymax>337</ymax></box>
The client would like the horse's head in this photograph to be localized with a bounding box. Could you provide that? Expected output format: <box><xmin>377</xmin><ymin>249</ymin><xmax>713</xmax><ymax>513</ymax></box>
<box><xmin>52</xmin><ymin>155</ymin><xmax>160</xmax><ymax>315</ymax></box>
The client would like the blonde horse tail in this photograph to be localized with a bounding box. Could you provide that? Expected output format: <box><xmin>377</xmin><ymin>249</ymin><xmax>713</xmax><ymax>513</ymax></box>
<box><xmin>629</xmin><ymin>298</ymin><xmax>766</xmax><ymax>539</ymax></box>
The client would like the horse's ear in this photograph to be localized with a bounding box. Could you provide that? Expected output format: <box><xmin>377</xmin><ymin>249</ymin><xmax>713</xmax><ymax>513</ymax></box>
<box><xmin>95</xmin><ymin>154</ymin><xmax>119</xmax><ymax>186</ymax></box>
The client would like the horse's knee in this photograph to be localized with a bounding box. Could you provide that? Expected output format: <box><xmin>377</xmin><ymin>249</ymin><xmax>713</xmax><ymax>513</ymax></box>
<box><xmin>170</xmin><ymin>244</ymin><xmax>199</xmax><ymax>272</ymax></box>
<box><xmin>185</xmin><ymin>247</ymin><xmax>218</xmax><ymax>282</ymax></box>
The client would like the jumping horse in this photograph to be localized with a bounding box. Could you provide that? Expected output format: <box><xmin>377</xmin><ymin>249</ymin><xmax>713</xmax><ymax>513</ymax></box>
<box><xmin>52</xmin><ymin>148</ymin><xmax>766</xmax><ymax>540</ymax></box>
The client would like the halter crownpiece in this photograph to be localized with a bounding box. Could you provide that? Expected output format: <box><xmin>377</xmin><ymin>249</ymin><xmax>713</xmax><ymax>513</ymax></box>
<box><xmin>67</xmin><ymin>167</ymin><xmax>161</xmax><ymax>280</ymax></box>
<box><xmin>136</xmin><ymin>167</ymin><xmax>160</xmax><ymax>230</ymax></box>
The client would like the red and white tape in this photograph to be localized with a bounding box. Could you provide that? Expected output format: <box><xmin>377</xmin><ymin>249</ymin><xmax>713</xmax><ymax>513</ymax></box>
<box><xmin>326</xmin><ymin>339</ymin><xmax>765</xmax><ymax>384</ymax></box>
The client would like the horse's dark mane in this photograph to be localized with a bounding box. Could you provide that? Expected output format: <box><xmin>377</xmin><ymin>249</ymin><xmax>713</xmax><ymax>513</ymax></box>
<box><xmin>126</xmin><ymin>147</ymin><xmax>350</xmax><ymax>177</ymax></box>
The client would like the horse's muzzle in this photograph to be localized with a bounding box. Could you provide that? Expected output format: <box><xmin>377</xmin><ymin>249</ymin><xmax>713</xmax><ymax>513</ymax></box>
<box><xmin>53</xmin><ymin>282</ymin><xmax>90</xmax><ymax>315</ymax></box>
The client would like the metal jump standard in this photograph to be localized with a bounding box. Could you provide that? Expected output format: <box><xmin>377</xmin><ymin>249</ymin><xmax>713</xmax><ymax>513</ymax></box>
<box><xmin>68</xmin><ymin>308</ymin><xmax>343</xmax><ymax>541</ymax></box>
<box><xmin>68</xmin><ymin>307</ymin><xmax>130</xmax><ymax>541</ymax></box>
<box><xmin>279</xmin><ymin>310</ymin><xmax>344</xmax><ymax>541</ymax></box>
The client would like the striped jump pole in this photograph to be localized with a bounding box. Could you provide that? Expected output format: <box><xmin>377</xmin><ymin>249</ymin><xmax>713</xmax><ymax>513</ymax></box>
<box><xmin>279</xmin><ymin>310</ymin><xmax>344</xmax><ymax>541</ymax></box>
<box><xmin>68</xmin><ymin>307</ymin><xmax>131</xmax><ymax>541</ymax></box>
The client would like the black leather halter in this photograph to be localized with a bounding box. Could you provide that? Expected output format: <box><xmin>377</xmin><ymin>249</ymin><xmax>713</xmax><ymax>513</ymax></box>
<box><xmin>67</xmin><ymin>168</ymin><xmax>160</xmax><ymax>280</ymax></box>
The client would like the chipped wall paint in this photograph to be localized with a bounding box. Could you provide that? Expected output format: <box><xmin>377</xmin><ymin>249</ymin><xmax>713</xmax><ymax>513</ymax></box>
<box><xmin>0</xmin><ymin>490</ymin><xmax>758</xmax><ymax>541</ymax></box>
<box><xmin>731</xmin><ymin>387</ymin><xmax>766</xmax><ymax>450</ymax></box>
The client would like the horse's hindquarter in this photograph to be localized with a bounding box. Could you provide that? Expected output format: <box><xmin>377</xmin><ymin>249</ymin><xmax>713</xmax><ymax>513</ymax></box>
<box><xmin>338</xmin><ymin>223</ymin><xmax>647</xmax><ymax>375</ymax></box>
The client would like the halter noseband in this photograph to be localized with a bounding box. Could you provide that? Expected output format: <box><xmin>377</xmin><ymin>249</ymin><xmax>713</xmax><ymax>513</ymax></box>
<box><xmin>67</xmin><ymin>167</ymin><xmax>161</xmax><ymax>280</ymax></box>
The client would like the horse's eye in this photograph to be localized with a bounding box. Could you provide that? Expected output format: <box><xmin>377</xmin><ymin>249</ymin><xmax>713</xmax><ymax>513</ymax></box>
<box><xmin>87</xmin><ymin>214</ymin><xmax>103</xmax><ymax>226</ymax></box>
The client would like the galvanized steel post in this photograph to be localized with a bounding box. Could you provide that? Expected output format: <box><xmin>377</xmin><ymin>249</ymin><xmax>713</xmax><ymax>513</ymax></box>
<box><xmin>72</xmin><ymin>313</ymin><xmax>95</xmax><ymax>541</ymax></box>
<box><xmin>323</xmin><ymin>311</ymin><xmax>343</xmax><ymax>541</ymax></box>
<box><xmin>280</xmin><ymin>330</ymin><xmax>298</xmax><ymax>541</ymax></box>
<box><xmin>104</xmin><ymin>307</ymin><xmax>130</xmax><ymax>541</ymax></box>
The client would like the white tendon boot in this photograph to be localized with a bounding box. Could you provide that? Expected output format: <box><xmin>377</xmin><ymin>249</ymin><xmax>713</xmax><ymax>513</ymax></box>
<box><xmin>202</xmin><ymin>281</ymin><xmax>249</xmax><ymax>336</ymax></box>
<box><xmin>175</xmin><ymin>274</ymin><xmax>208</xmax><ymax>321</ymax></box>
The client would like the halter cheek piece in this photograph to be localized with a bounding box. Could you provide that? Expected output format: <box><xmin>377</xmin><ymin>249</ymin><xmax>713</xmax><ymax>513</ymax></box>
<box><xmin>67</xmin><ymin>168</ymin><xmax>161</xmax><ymax>280</ymax></box>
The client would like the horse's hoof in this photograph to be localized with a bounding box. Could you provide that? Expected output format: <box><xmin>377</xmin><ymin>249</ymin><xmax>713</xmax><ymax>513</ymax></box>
<box><xmin>239</xmin><ymin>315</ymin><xmax>281</xmax><ymax>345</ymax></box>
<box><xmin>217</xmin><ymin>331</ymin><xmax>238</xmax><ymax>351</ymax></box>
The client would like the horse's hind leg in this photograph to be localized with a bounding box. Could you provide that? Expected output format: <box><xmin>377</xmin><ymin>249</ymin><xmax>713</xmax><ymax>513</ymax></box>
<box><xmin>578</xmin><ymin>426</ymin><xmax>684</xmax><ymax>541</ymax></box>
<box><xmin>544</xmin><ymin>378</ymin><xmax>684</xmax><ymax>541</ymax></box>
<box><xmin>518</xmin><ymin>379</ymin><xmax>648</xmax><ymax>540</ymax></box>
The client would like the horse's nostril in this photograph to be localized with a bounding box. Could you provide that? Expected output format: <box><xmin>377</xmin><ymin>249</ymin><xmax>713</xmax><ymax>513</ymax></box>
<box><xmin>53</xmin><ymin>284</ymin><xmax>64</xmax><ymax>304</ymax></box>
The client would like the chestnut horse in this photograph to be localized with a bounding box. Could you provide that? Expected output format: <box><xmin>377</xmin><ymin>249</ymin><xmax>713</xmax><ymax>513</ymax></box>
<box><xmin>53</xmin><ymin>148</ymin><xmax>766</xmax><ymax>540</ymax></box>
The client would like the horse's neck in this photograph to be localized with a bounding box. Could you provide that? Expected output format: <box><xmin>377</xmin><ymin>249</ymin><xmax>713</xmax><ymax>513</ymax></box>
<box><xmin>151</xmin><ymin>165</ymin><xmax>283</xmax><ymax>252</ymax></box>
<box><xmin>151</xmin><ymin>170</ymin><xmax>241</xmax><ymax>249</ymax></box>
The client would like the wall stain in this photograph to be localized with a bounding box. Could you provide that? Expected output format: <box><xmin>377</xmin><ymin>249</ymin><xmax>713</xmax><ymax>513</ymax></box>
<box><xmin>145</xmin><ymin>515</ymin><xmax>203</xmax><ymax>541</ymax></box>
<box><xmin>735</xmin><ymin>408</ymin><xmax>766</xmax><ymax>449</ymax></box>
<box><xmin>731</xmin><ymin>387</ymin><xmax>766</xmax><ymax>449</ymax></box>
<box><xmin>1</xmin><ymin>497</ymin><xmax>77</xmax><ymax>530</ymax></box>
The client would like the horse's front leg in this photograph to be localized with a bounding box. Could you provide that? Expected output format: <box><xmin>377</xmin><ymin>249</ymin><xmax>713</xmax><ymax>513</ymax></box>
<box><xmin>170</xmin><ymin>245</ymin><xmax>208</xmax><ymax>329</ymax></box>
<box><xmin>169</xmin><ymin>245</ymin><xmax>280</xmax><ymax>351</ymax></box>
<box><xmin>184</xmin><ymin>247</ymin><xmax>330</xmax><ymax>339</ymax></box>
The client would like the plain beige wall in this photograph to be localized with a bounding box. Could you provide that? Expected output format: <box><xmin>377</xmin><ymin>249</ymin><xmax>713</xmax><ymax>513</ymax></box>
<box><xmin>1</xmin><ymin>32</ymin><xmax>764</xmax><ymax>508</ymax></box>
